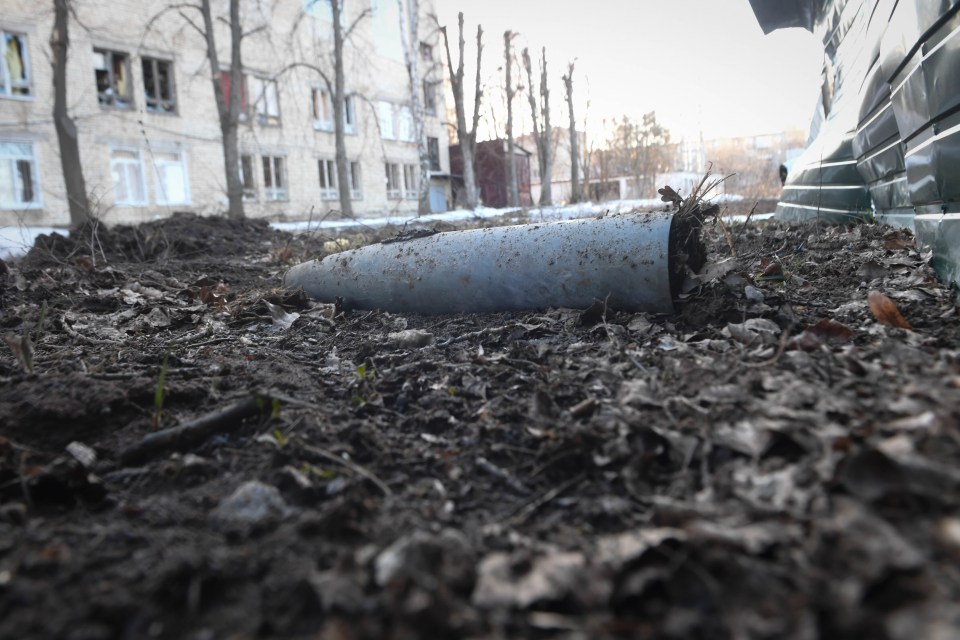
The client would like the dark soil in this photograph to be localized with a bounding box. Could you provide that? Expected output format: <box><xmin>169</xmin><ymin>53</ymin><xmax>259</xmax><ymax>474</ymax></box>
<box><xmin>1</xmin><ymin>210</ymin><xmax>959</xmax><ymax>640</ymax></box>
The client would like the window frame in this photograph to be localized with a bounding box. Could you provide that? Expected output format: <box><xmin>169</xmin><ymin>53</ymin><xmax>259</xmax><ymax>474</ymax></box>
<box><xmin>423</xmin><ymin>80</ymin><xmax>438</xmax><ymax>116</ymax></box>
<box><xmin>318</xmin><ymin>158</ymin><xmax>338</xmax><ymax>200</ymax></box>
<box><xmin>427</xmin><ymin>137</ymin><xmax>441</xmax><ymax>172</ymax></box>
<box><xmin>398</xmin><ymin>105</ymin><xmax>414</xmax><ymax>142</ymax></box>
<box><xmin>0</xmin><ymin>139</ymin><xmax>42</xmax><ymax>209</ymax></box>
<box><xmin>151</xmin><ymin>148</ymin><xmax>191</xmax><ymax>206</ymax></box>
<box><xmin>250</xmin><ymin>76</ymin><xmax>281</xmax><ymax>126</ymax></box>
<box><xmin>378</xmin><ymin>101</ymin><xmax>396</xmax><ymax>140</ymax></box>
<box><xmin>262</xmin><ymin>155</ymin><xmax>288</xmax><ymax>201</ymax></box>
<box><xmin>348</xmin><ymin>161</ymin><xmax>362</xmax><ymax>200</ymax></box>
<box><xmin>385</xmin><ymin>162</ymin><xmax>401</xmax><ymax>199</ymax></box>
<box><xmin>1</xmin><ymin>31</ymin><xmax>32</xmax><ymax>99</ymax></box>
<box><xmin>239</xmin><ymin>154</ymin><xmax>257</xmax><ymax>201</ymax></box>
<box><xmin>109</xmin><ymin>146</ymin><xmax>148</xmax><ymax>207</ymax></box>
<box><xmin>312</xmin><ymin>87</ymin><xmax>334</xmax><ymax>131</ymax></box>
<box><xmin>402</xmin><ymin>163</ymin><xmax>418</xmax><ymax>199</ymax></box>
<box><xmin>142</xmin><ymin>57</ymin><xmax>176</xmax><ymax>114</ymax></box>
<box><xmin>94</xmin><ymin>48</ymin><xmax>133</xmax><ymax>109</ymax></box>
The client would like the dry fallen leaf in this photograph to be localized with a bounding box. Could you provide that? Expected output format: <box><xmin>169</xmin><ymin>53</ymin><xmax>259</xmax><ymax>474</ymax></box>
<box><xmin>868</xmin><ymin>290</ymin><xmax>912</xmax><ymax>329</ymax></box>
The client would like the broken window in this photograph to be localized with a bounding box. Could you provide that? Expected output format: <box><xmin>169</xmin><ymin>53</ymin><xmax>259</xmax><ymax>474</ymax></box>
<box><xmin>423</xmin><ymin>80</ymin><xmax>438</xmax><ymax>116</ymax></box>
<box><xmin>349</xmin><ymin>161</ymin><xmax>362</xmax><ymax>199</ymax></box>
<box><xmin>250</xmin><ymin>76</ymin><xmax>280</xmax><ymax>126</ymax></box>
<box><xmin>1</xmin><ymin>32</ymin><xmax>31</xmax><ymax>97</ymax></box>
<box><xmin>427</xmin><ymin>137</ymin><xmax>440</xmax><ymax>171</ymax></box>
<box><xmin>385</xmin><ymin>162</ymin><xmax>401</xmax><ymax>199</ymax></box>
<box><xmin>94</xmin><ymin>49</ymin><xmax>132</xmax><ymax>108</ymax></box>
<box><xmin>152</xmin><ymin>150</ymin><xmax>190</xmax><ymax>205</ymax></box>
<box><xmin>262</xmin><ymin>155</ymin><xmax>287</xmax><ymax>201</ymax></box>
<box><xmin>0</xmin><ymin>140</ymin><xmax>41</xmax><ymax>209</ymax></box>
<box><xmin>219</xmin><ymin>70</ymin><xmax>248</xmax><ymax>121</ymax></box>
<box><xmin>313</xmin><ymin>89</ymin><xmax>356</xmax><ymax>133</ymax></box>
<box><xmin>239</xmin><ymin>154</ymin><xmax>256</xmax><ymax>201</ymax></box>
<box><xmin>318</xmin><ymin>158</ymin><xmax>338</xmax><ymax>200</ymax></box>
<box><xmin>403</xmin><ymin>164</ymin><xmax>418</xmax><ymax>199</ymax></box>
<box><xmin>378</xmin><ymin>101</ymin><xmax>395</xmax><ymax>140</ymax></box>
<box><xmin>142</xmin><ymin>58</ymin><xmax>175</xmax><ymax>113</ymax></box>
<box><xmin>398</xmin><ymin>105</ymin><xmax>414</xmax><ymax>142</ymax></box>
<box><xmin>110</xmin><ymin>148</ymin><xmax>147</xmax><ymax>205</ymax></box>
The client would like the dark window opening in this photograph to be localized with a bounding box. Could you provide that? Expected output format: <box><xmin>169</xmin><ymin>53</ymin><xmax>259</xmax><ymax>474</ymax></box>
<box><xmin>142</xmin><ymin>58</ymin><xmax>175</xmax><ymax>113</ymax></box>
<box><xmin>94</xmin><ymin>49</ymin><xmax>132</xmax><ymax>108</ymax></box>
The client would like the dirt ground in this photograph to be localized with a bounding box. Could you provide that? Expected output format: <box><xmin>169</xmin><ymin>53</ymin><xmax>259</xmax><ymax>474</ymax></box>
<box><xmin>1</xmin><ymin>208</ymin><xmax>959</xmax><ymax>640</ymax></box>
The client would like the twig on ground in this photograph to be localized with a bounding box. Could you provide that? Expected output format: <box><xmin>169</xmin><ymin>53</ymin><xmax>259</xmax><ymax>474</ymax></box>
<box><xmin>298</xmin><ymin>441</ymin><xmax>392</xmax><ymax>496</ymax></box>
<box><xmin>502</xmin><ymin>473</ymin><xmax>584</xmax><ymax>527</ymax></box>
<box><xmin>118</xmin><ymin>395</ymin><xmax>272</xmax><ymax>465</ymax></box>
<box><xmin>61</xmin><ymin>315</ymin><xmax>115</xmax><ymax>346</ymax></box>
<box><xmin>739</xmin><ymin>329</ymin><xmax>791</xmax><ymax>369</ymax></box>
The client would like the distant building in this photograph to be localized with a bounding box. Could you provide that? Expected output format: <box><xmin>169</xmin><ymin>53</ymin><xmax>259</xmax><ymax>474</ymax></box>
<box><xmin>449</xmin><ymin>140</ymin><xmax>532</xmax><ymax>208</ymax></box>
<box><xmin>0</xmin><ymin>0</ymin><xmax>449</xmax><ymax>228</ymax></box>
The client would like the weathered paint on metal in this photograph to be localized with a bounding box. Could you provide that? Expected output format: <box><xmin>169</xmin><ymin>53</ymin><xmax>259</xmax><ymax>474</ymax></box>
<box><xmin>284</xmin><ymin>212</ymin><xmax>698</xmax><ymax>315</ymax></box>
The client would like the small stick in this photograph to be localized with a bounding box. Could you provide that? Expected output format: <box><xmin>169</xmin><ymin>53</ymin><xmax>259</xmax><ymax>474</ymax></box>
<box><xmin>119</xmin><ymin>395</ymin><xmax>271</xmax><ymax>465</ymax></box>
<box><xmin>503</xmin><ymin>473</ymin><xmax>584</xmax><ymax>527</ymax></box>
<box><xmin>299</xmin><ymin>441</ymin><xmax>392</xmax><ymax>496</ymax></box>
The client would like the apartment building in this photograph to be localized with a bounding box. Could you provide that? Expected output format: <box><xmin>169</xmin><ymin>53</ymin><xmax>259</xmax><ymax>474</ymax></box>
<box><xmin>0</xmin><ymin>0</ymin><xmax>450</xmax><ymax>228</ymax></box>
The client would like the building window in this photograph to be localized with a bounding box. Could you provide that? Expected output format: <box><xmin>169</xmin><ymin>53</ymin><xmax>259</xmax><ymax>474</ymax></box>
<box><xmin>423</xmin><ymin>81</ymin><xmax>437</xmax><ymax>116</ymax></box>
<box><xmin>318</xmin><ymin>158</ymin><xmax>338</xmax><ymax>200</ymax></box>
<box><xmin>250</xmin><ymin>76</ymin><xmax>280</xmax><ymax>126</ymax></box>
<box><xmin>262</xmin><ymin>155</ymin><xmax>287</xmax><ymax>201</ymax></box>
<box><xmin>403</xmin><ymin>164</ymin><xmax>418</xmax><ymax>199</ymax></box>
<box><xmin>385</xmin><ymin>163</ymin><xmax>401</xmax><ymax>199</ymax></box>
<box><xmin>349</xmin><ymin>161</ymin><xmax>362</xmax><ymax>199</ymax></box>
<box><xmin>152</xmin><ymin>150</ymin><xmax>190</xmax><ymax>205</ymax></box>
<box><xmin>94</xmin><ymin>49</ymin><xmax>132</xmax><ymax>108</ymax></box>
<box><xmin>427</xmin><ymin>137</ymin><xmax>440</xmax><ymax>171</ymax></box>
<box><xmin>239</xmin><ymin>154</ymin><xmax>256</xmax><ymax>201</ymax></box>
<box><xmin>110</xmin><ymin>148</ymin><xmax>147</xmax><ymax>206</ymax></box>
<box><xmin>312</xmin><ymin>87</ymin><xmax>333</xmax><ymax>131</ymax></box>
<box><xmin>220</xmin><ymin>70</ymin><xmax>248</xmax><ymax>121</ymax></box>
<box><xmin>0</xmin><ymin>140</ymin><xmax>41</xmax><ymax>209</ymax></box>
<box><xmin>1</xmin><ymin>32</ymin><xmax>31</xmax><ymax>97</ymax></box>
<box><xmin>419</xmin><ymin>41</ymin><xmax>433</xmax><ymax>62</ymax></box>
<box><xmin>313</xmin><ymin>89</ymin><xmax>356</xmax><ymax>134</ymax></box>
<box><xmin>142</xmin><ymin>58</ymin><xmax>175</xmax><ymax>113</ymax></box>
<box><xmin>378</xmin><ymin>101</ymin><xmax>395</xmax><ymax>140</ymax></box>
<box><xmin>398</xmin><ymin>105</ymin><xmax>414</xmax><ymax>142</ymax></box>
<box><xmin>343</xmin><ymin>95</ymin><xmax>357</xmax><ymax>134</ymax></box>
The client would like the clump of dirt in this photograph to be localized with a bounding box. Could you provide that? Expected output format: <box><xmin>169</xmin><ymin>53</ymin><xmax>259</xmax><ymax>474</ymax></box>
<box><xmin>1</xmin><ymin>211</ymin><xmax>959</xmax><ymax>639</ymax></box>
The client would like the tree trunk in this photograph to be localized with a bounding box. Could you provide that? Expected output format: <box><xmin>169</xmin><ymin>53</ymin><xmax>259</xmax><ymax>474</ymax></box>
<box><xmin>397</xmin><ymin>0</ymin><xmax>430</xmax><ymax>215</ymax></box>
<box><xmin>504</xmin><ymin>31</ymin><xmax>519</xmax><ymax>208</ymax></box>
<box><xmin>441</xmin><ymin>14</ymin><xmax>482</xmax><ymax>209</ymax></box>
<box><xmin>51</xmin><ymin>0</ymin><xmax>91</xmax><ymax>229</ymax></box>
<box><xmin>563</xmin><ymin>61</ymin><xmax>580</xmax><ymax>204</ymax></box>
<box><xmin>538</xmin><ymin>47</ymin><xmax>552</xmax><ymax>207</ymax></box>
<box><xmin>523</xmin><ymin>47</ymin><xmax>552</xmax><ymax>207</ymax></box>
<box><xmin>201</xmin><ymin>0</ymin><xmax>245</xmax><ymax>219</ymax></box>
<box><xmin>331</xmin><ymin>0</ymin><xmax>353</xmax><ymax>217</ymax></box>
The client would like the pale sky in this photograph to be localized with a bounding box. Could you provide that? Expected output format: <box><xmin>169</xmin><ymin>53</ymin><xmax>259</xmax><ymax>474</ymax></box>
<box><xmin>433</xmin><ymin>0</ymin><xmax>824</xmax><ymax>143</ymax></box>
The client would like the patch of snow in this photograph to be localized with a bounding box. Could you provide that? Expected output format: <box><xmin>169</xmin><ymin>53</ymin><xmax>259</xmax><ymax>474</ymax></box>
<box><xmin>1</xmin><ymin>225</ymin><xmax>65</xmax><ymax>260</ymax></box>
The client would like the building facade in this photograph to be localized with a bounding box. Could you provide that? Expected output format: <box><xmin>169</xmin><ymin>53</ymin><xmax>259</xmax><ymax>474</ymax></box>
<box><xmin>0</xmin><ymin>0</ymin><xmax>449</xmax><ymax>228</ymax></box>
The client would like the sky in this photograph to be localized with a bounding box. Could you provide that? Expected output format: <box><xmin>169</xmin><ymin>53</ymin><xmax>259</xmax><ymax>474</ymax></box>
<box><xmin>432</xmin><ymin>0</ymin><xmax>824</xmax><ymax>143</ymax></box>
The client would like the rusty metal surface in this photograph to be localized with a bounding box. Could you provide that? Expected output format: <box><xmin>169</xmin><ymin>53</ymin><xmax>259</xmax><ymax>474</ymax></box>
<box><xmin>284</xmin><ymin>212</ymin><xmax>684</xmax><ymax>314</ymax></box>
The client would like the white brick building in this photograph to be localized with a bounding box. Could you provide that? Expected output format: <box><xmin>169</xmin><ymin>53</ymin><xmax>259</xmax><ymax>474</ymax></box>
<box><xmin>0</xmin><ymin>0</ymin><xmax>450</xmax><ymax>228</ymax></box>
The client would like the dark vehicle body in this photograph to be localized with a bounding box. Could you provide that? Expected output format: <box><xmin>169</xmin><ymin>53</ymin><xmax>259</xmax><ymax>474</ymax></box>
<box><xmin>751</xmin><ymin>0</ymin><xmax>960</xmax><ymax>287</ymax></box>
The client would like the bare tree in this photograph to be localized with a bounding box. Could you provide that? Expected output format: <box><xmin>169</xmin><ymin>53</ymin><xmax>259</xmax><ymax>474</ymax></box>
<box><xmin>523</xmin><ymin>46</ymin><xmax>552</xmax><ymax>207</ymax></box>
<box><xmin>503</xmin><ymin>31</ymin><xmax>519</xmax><ymax>207</ymax></box>
<box><xmin>441</xmin><ymin>13</ymin><xmax>482</xmax><ymax>209</ymax></box>
<box><xmin>51</xmin><ymin>0</ymin><xmax>91</xmax><ymax>228</ymax></box>
<box><xmin>196</xmin><ymin>0</ymin><xmax>248</xmax><ymax>219</ymax></box>
<box><xmin>562</xmin><ymin>60</ymin><xmax>580</xmax><ymax>204</ymax></box>
<box><xmin>397</xmin><ymin>0</ymin><xmax>430</xmax><ymax>214</ymax></box>
<box><xmin>331</xmin><ymin>0</ymin><xmax>357</xmax><ymax>217</ymax></box>
<box><xmin>606</xmin><ymin>112</ymin><xmax>670</xmax><ymax>198</ymax></box>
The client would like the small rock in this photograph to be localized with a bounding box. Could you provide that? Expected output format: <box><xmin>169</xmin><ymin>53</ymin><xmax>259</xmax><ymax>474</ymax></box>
<box><xmin>210</xmin><ymin>481</ymin><xmax>290</xmax><ymax>531</ymax></box>
<box><xmin>744</xmin><ymin>285</ymin><xmax>765</xmax><ymax>303</ymax></box>
<box><xmin>387</xmin><ymin>329</ymin><xmax>434</xmax><ymax>349</ymax></box>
